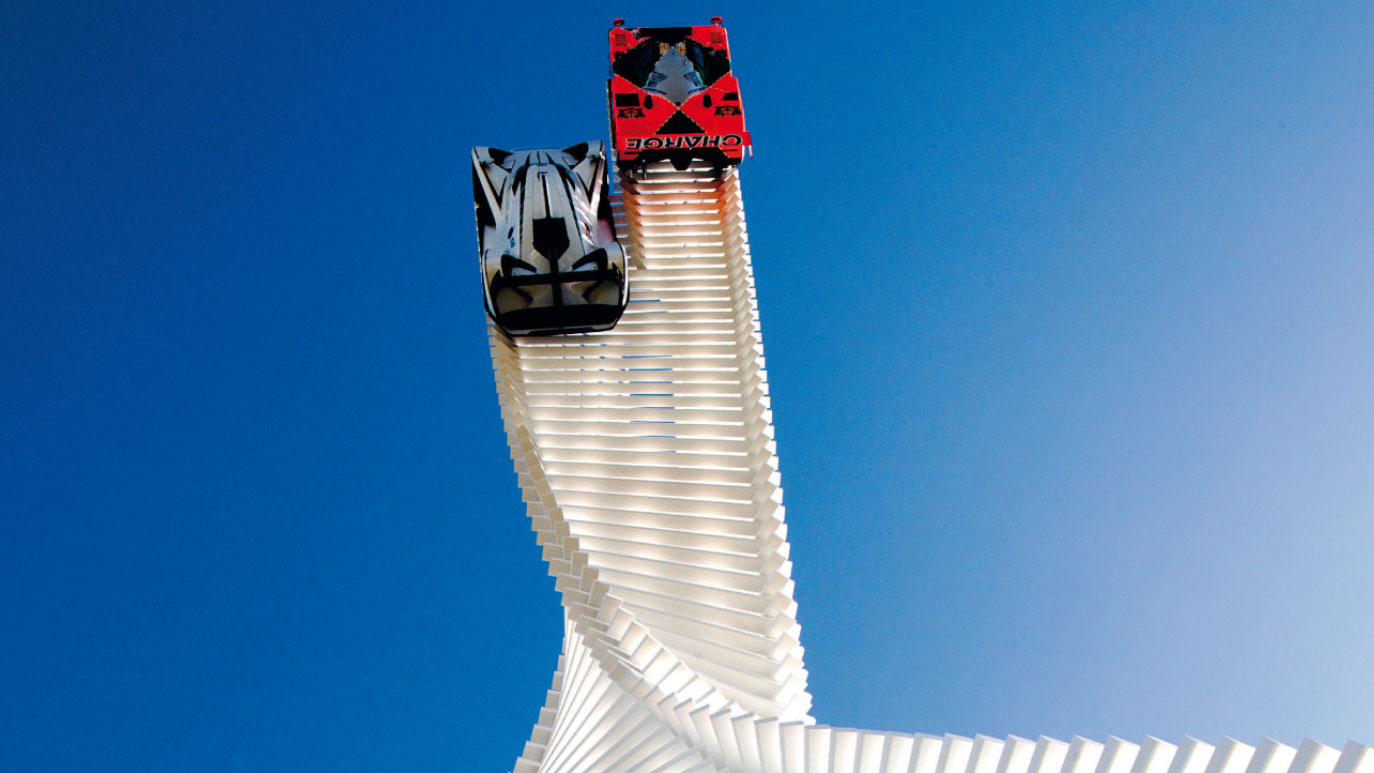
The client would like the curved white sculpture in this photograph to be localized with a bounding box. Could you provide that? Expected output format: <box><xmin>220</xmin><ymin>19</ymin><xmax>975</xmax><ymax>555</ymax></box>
<box><xmin>488</xmin><ymin>160</ymin><xmax>1371</xmax><ymax>772</ymax></box>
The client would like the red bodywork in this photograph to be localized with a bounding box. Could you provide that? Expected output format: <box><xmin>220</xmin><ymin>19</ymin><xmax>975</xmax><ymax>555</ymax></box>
<box><xmin>608</xmin><ymin>20</ymin><xmax>750</xmax><ymax>169</ymax></box>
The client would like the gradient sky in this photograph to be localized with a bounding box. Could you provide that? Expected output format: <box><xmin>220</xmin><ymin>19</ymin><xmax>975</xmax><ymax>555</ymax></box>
<box><xmin>3</xmin><ymin>1</ymin><xmax>1372</xmax><ymax>770</ymax></box>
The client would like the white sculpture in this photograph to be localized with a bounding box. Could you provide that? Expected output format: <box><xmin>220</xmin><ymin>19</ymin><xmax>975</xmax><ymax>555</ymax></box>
<box><xmin>486</xmin><ymin>156</ymin><xmax>1371</xmax><ymax>772</ymax></box>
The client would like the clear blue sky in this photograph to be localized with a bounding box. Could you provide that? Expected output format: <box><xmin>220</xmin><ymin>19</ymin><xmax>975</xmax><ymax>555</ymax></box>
<box><xmin>3</xmin><ymin>1</ymin><xmax>1371</xmax><ymax>770</ymax></box>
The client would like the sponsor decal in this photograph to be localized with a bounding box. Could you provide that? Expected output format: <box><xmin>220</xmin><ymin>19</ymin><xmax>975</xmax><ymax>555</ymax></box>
<box><xmin>625</xmin><ymin>134</ymin><xmax>745</xmax><ymax>151</ymax></box>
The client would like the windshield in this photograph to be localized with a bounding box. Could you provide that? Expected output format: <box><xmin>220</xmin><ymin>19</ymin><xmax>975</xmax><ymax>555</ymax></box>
<box><xmin>613</xmin><ymin>32</ymin><xmax>731</xmax><ymax>105</ymax></box>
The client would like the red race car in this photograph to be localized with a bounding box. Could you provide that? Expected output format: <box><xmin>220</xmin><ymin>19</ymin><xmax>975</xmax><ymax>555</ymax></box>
<box><xmin>608</xmin><ymin>17</ymin><xmax>751</xmax><ymax>170</ymax></box>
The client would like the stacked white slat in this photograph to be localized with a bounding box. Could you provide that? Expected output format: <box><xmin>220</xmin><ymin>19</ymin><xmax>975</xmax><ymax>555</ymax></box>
<box><xmin>490</xmin><ymin>161</ymin><xmax>1371</xmax><ymax>772</ymax></box>
<box><xmin>497</xmin><ymin>160</ymin><xmax>811</xmax><ymax>772</ymax></box>
<box><xmin>521</xmin><ymin>731</ymin><xmax>1370</xmax><ymax>773</ymax></box>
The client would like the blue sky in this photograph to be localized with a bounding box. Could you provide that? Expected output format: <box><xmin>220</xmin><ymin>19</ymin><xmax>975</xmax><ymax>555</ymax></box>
<box><xmin>3</xmin><ymin>1</ymin><xmax>1372</xmax><ymax>770</ymax></box>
